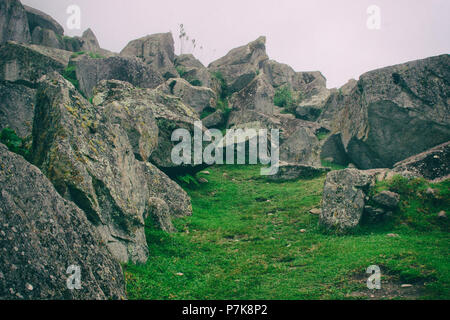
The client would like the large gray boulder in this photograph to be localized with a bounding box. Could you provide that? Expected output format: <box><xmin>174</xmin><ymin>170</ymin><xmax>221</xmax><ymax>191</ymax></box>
<box><xmin>73</xmin><ymin>54</ymin><xmax>164</xmax><ymax>98</ymax></box>
<box><xmin>158</xmin><ymin>78</ymin><xmax>216</xmax><ymax>115</ymax></box>
<box><xmin>319</xmin><ymin>169</ymin><xmax>378</xmax><ymax>232</ymax></box>
<box><xmin>208</xmin><ymin>36</ymin><xmax>268</xmax><ymax>93</ymax></box>
<box><xmin>0</xmin><ymin>0</ymin><xmax>30</xmax><ymax>44</ymax></box>
<box><xmin>30</xmin><ymin>26</ymin><xmax>62</xmax><ymax>49</ymax></box>
<box><xmin>92</xmin><ymin>79</ymin><xmax>193</xmax><ymax>222</ymax></box>
<box><xmin>323</xmin><ymin>55</ymin><xmax>450</xmax><ymax>169</ymax></box>
<box><xmin>32</xmin><ymin>73</ymin><xmax>150</xmax><ymax>263</ymax></box>
<box><xmin>0</xmin><ymin>41</ymin><xmax>69</xmax><ymax>84</ymax></box>
<box><xmin>229</xmin><ymin>73</ymin><xmax>276</xmax><ymax>115</ymax></box>
<box><xmin>320</xmin><ymin>133</ymin><xmax>350</xmax><ymax>166</ymax></box>
<box><xmin>120</xmin><ymin>32</ymin><xmax>177</xmax><ymax>79</ymax></box>
<box><xmin>0</xmin><ymin>80</ymin><xmax>35</xmax><ymax>139</ymax></box>
<box><xmin>24</xmin><ymin>5</ymin><xmax>64</xmax><ymax>37</ymax></box>
<box><xmin>393</xmin><ymin>141</ymin><xmax>450</xmax><ymax>182</ymax></box>
<box><xmin>262</xmin><ymin>59</ymin><xmax>330</xmax><ymax>114</ymax></box>
<box><xmin>92</xmin><ymin>79</ymin><xmax>201</xmax><ymax>171</ymax></box>
<box><xmin>0</xmin><ymin>143</ymin><xmax>126</xmax><ymax>300</ymax></box>
<box><xmin>175</xmin><ymin>54</ymin><xmax>213</xmax><ymax>88</ymax></box>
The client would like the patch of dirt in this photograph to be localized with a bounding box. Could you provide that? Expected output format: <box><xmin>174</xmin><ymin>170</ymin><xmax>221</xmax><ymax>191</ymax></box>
<box><xmin>346</xmin><ymin>270</ymin><xmax>427</xmax><ymax>300</ymax></box>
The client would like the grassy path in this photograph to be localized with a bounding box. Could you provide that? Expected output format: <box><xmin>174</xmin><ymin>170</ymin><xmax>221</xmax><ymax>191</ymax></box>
<box><xmin>125</xmin><ymin>165</ymin><xmax>449</xmax><ymax>300</ymax></box>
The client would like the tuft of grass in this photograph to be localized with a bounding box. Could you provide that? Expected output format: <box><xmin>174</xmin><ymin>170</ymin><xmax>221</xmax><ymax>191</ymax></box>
<box><xmin>0</xmin><ymin>128</ymin><xmax>31</xmax><ymax>159</ymax></box>
<box><xmin>321</xmin><ymin>159</ymin><xmax>347</xmax><ymax>171</ymax></box>
<box><xmin>125</xmin><ymin>165</ymin><xmax>450</xmax><ymax>300</ymax></box>
<box><xmin>63</xmin><ymin>63</ymin><xmax>79</xmax><ymax>90</ymax></box>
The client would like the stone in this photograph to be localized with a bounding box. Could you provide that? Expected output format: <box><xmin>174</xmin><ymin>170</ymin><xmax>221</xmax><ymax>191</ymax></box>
<box><xmin>0</xmin><ymin>0</ymin><xmax>31</xmax><ymax>44</ymax></box>
<box><xmin>372</xmin><ymin>191</ymin><xmax>400</xmax><ymax>209</ymax></box>
<box><xmin>158</xmin><ymin>78</ymin><xmax>216</xmax><ymax>115</ymax></box>
<box><xmin>30</xmin><ymin>26</ymin><xmax>62</xmax><ymax>49</ymax></box>
<box><xmin>310</xmin><ymin>208</ymin><xmax>321</xmax><ymax>215</ymax></box>
<box><xmin>0</xmin><ymin>41</ymin><xmax>68</xmax><ymax>84</ymax></box>
<box><xmin>393</xmin><ymin>141</ymin><xmax>450</xmax><ymax>182</ymax></box>
<box><xmin>202</xmin><ymin>110</ymin><xmax>226</xmax><ymax>128</ymax></box>
<box><xmin>0</xmin><ymin>80</ymin><xmax>36</xmax><ymax>139</ymax></box>
<box><xmin>438</xmin><ymin>211</ymin><xmax>447</xmax><ymax>219</ymax></box>
<box><xmin>209</xmin><ymin>36</ymin><xmax>268</xmax><ymax>93</ymax></box>
<box><xmin>320</xmin><ymin>133</ymin><xmax>350</xmax><ymax>166</ymax></box>
<box><xmin>73</xmin><ymin>54</ymin><xmax>164</xmax><ymax>98</ymax></box>
<box><xmin>319</xmin><ymin>169</ymin><xmax>377</xmax><ymax>232</ymax></box>
<box><xmin>0</xmin><ymin>143</ymin><xmax>126</xmax><ymax>300</ymax></box>
<box><xmin>31</xmin><ymin>73</ymin><xmax>150</xmax><ymax>263</ymax></box>
<box><xmin>91</xmin><ymin>79</ymin><xmax>201</xmax><ymax>171</ymax></box>
<box><xmin>121</xmin><ymin>32</ymin><xmax>177</xmax><ymax>79</ymax></box>
<box><xmin>175</xmin><ymin>54</ymin><xmax>212</xmax><ymax>88</ymax></box>
<box><xmin>324</xmin><ymin>55</ymin><xmax>450</xmax><ymax>169</ymax></box>
<box><xmin>279</xmin><ymin>126</ymin><xmax>322</xmax><ymax>166</ymax></box>
<box><xmin>229</xmin><ymin>73</ymin><xmax>276</xmax><ymax>115</ymax></box>
<box><xmin>266</xmin><ymin>162</ymin><xmax>330</xmax><ymax>181</ymax></box>
<box><xmin>363</xmin><ymin>205</ymin><xmax>386</xmax><ymax>223</ymax></box>
<box><xmin>24</xmin><ymin>5</ymin><xmax>64</xmax><ymax>36</ymax></box>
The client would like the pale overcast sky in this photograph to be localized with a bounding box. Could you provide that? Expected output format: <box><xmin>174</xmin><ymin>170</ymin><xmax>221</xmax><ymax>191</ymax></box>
<box><xmin>22</xmin><ymin>0</ymin><xmax>450</xmax><ymax>88</ymax></box>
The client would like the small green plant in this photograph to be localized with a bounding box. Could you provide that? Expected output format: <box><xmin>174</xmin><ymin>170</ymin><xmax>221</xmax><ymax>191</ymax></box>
<box><xmin>63</xmin><ymin>63</ymin><xmax>79</xmax><ymax>90</ymax></box>
<box><xmin>176</xmin><ymin>66</ymin><xmax>187</xmax><ymax>78</ymax></box>
<box><xmin>0</xmin><ymin>128</ymin><xmax>30</xmax><ymax>159</ymax></box>
<box><xmin>273</xmin><ymin>86</ymin><xmax>301</xmax><ymax>114</ymax></box>
<box><xmin>321</xmin><ymin>159</ymin><xmax>347</xmax><ymax>171</ymax></box>
<box><xmin>88</xmin><ymin>52</ymin><xmax>105</xmax><ymax>59</ymax></box>
<box><xmin>189</xmin><ymin>79</ymin><xmax>203</xmax><ymax>87</ymax></box>
<box><xmin>177</xmin><ymin>174</ymin><xmax>199</xmax><ymax>187</ymax></box>
<box><xmin>212</xmin><ymin>71</ymin><xmax>229</xmax><ymax>100</ymax></box>
<box><xmin>70</xmin><ymin>51</ymin><xmax>85</xmax><ymax>58</ymax></box>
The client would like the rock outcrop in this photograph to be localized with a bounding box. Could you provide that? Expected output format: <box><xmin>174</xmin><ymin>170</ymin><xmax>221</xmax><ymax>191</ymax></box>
<box><xmin>92</xmin><ymin>79</ymin><xmax>201</xmax><ymax>171</ymax></box>
<box><xmin>175</xmin><ymin>54</ymin><xmax>212</xmax><ymax>88</ymax></box>
<box><xmin>393</xmin><ymin>141</ymin><xmax>450</xmax><ymax>182</ymax></box>
<box><xmin>24</xmin><ymin>5</ymin><xmax>64</xmax><ymax>37</ymax></box>
<box><xmin>209</xmin><ymin>36</ymin><xmax>268</xmax><ymax>93</ymax></box>
<box><xmin>0</xmin><ymin>0</ymin><xmax>30</xmax><ymax>44</ymax></box>
<box><xmin>158</xmin><ymin>78</ymin><xmax>216</xmax><ymax>115</ymax></box>
<box><xmin>0</xmin><ymin>143</ymin><xmax>126</xmax><ymax>300</ymax></box>
<box><xmin>0</xmin><ymin>41</ymin><xmax>68</xmax><ymax>84</ymax></box>
<box><xmin>73</xmin><ymin>54</ymin><xmax>164</xmax><ymax>98</ymax></box>
<box><xmin>120</xmin><ymin>32</ymin><xmax>177</xmax><ymax>79</ymax></box>
<box><xmin>323</xmin><ymin>55</ymin><xmax>450</xmax><ymax>169</ymax></box>
<box><xmin>31</xmin><ymin>73</ymin><xmax>192</xmax><ymax>263</ymax></box>
<box><xmin>267</xmin><ymin>162</ymin><xmax>330</xmax><ymax>181</ymax></box>
<box><xmin>0</xmin><ymin>80</ymin><xmax>36</xmax><ymax>138</ymax></box>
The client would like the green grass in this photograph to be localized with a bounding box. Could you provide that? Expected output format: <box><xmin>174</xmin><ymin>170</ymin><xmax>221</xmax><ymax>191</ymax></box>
<box><xmin>125</xmin><ymin>165</ymin><xmax>450</xmax><ymax>300</ymax></box>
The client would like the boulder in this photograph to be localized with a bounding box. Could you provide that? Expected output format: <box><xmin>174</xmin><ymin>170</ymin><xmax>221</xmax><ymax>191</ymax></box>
<box><xmin>0</xmin><ymin>41</ymin><xmax>68</xmax><ymax>84</ymax></box>
<box><xmin>93</xmin><ymin>80</ymin><xmax>160</xmax><ymax>161</ymax></box>
<box><xmin>73</xmin><ymin>54</ymin><xmax>164</xmax><ymax>98</ymax></box>
<box><xmin>202</xmin><ymin>110</ymin><xmax>226</xmax><ymax>129</ymax></box>
<box><xmin>79</xmin><ymin>28</ymin><xmax>100</xmax><ymax>53</ymax></box>
<box><xmin>279</xmin><ymin>126</ymin><xmax>322</xmax><ymax>166</ymax></box>
<box><xmin>175</xmin><ymin>54</ymin><xmax>212</xmax><ymax>88</ymax></box>
<box><xmin>31</xmin><ymin>73</ymin><xmax>150</xmax><ymax>263</ymax></box>
<box><xmin>393</xmin><ymin>141</ymin><xmax>450</xmax><ymax>182</ymax></box>
<box><xmin>262</xmin><ymin>59</ymin><xmax>330</xmax><ymax>110</ymax></box>
<box><xmin>120</xmin><ymin>32</ymin><xmax>177</xmax><ymax>79</ymax></box>
<box><xmin>229</xmin><ymin>73</ymin><xmax>276</xmax><ymax>115</ymax></box>
<box><xmin>0</xmin><ymin>143</ymin><xmax>126</xmax><ymax>300</ymax></box>
<box><xmin>158</xmin><ymin>78</ymin><xmax>216</xmax><ymax>115</ymax></box>
<box><xmin>208</xmin><ymin>36</ymin><xmax>268</xmax><ymax>93</ymax></box>
<box><xmin>30</xmin><ymin>26</ymin><xmax>62</xmax><ymax>49</ymax></box>
<box><xmin>319</xmin><ymin>169</ymin><xmax>378</xmax><ymax>232</ymax></box>
<box><xmin>92</xmin><ymin>79</ymin><xmax>201</xmax><ymax>171</ymax></box>
<box><xmin>371</xmin><ymin>191</ymin><xmax>400</xmax><ymax>209</ymax></box>
<box><xmin>320</xmin><ymin>133</ymin><xmax>350</xmax><ymax>166</ymax></box>
<box><xmin>0</xmin><ymin>80</ymin><xmax>36</xmax><ymax>139</ymax></box>
<box><xmin>0</xmin><ymin>0</ymin><xmax>30</xmax><ymax>44</ymax></box>
<box><xmin>324</xmin><ymin>55</ymin><xmax>450</xmax><ymax>169</ymax></box>
<box><xmin>24</xmin><ymin>5</ymin><xmax>64</xmax><ymax>36</ymax></box>
<box><xmin>266</xmin><ymin>162</ymin><xmax>330</xmax><ymax>181</ymax></box>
